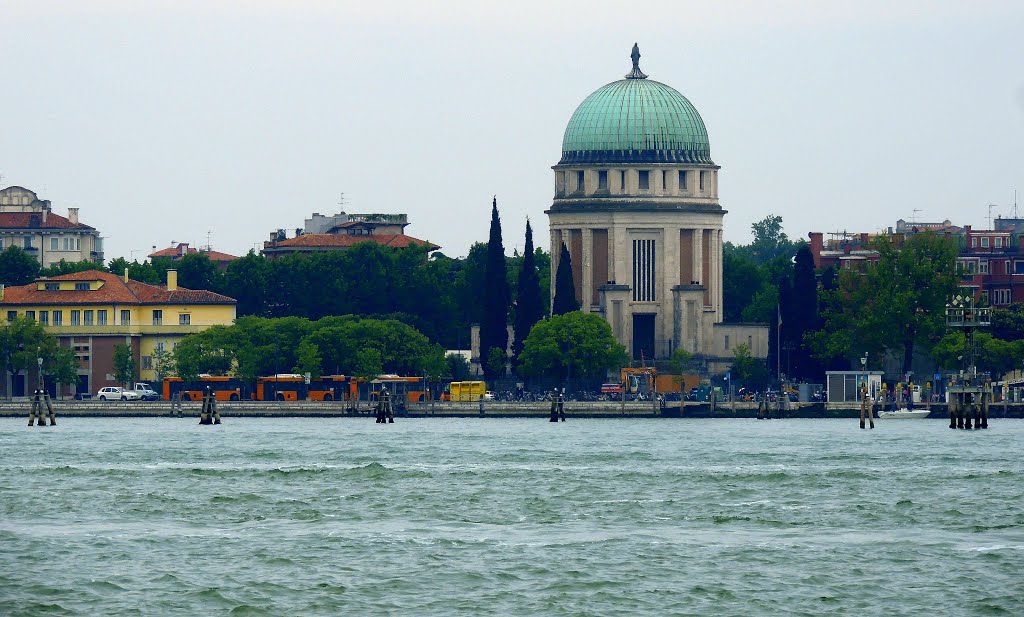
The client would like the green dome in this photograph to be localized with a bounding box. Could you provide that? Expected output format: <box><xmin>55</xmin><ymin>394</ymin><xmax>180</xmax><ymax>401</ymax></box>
<box><xmin>560</xmin><ymin>78</ymin><xmax>713</xmax><ymax>165</ymax></box>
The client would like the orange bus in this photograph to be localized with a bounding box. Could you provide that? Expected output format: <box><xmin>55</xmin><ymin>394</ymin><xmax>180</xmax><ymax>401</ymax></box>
<box><xmin>163</xmin><ymin>376</ymin><xmax>244</xmax><ymax>401</ymax></box>
<box><xmin>255</xmin><ymin>375</ymin><xmax>307</xmax><ymax>401</ymax></box>
<box><xmin>307</xmin><ymin>375</ymin><xmax>349</xmax><ymax>401</ymax></box>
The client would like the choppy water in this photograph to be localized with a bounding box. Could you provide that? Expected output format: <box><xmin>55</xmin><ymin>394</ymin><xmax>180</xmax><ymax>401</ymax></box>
<box><xmin>1</xmin><ymin>417</ymin><xmax>1022</xmax><ymax>616</ymax></box>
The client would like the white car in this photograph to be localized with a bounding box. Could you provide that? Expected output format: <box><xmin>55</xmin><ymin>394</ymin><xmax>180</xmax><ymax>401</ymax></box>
<box><xmin>96</xmin><ymin>386</ymin><xmax>140</xmax><ymax>401</ymax></box>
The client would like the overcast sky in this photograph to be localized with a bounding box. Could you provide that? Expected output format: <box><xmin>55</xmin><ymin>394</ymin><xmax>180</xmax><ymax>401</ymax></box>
<box><xmin>2</xmin><ymin>0</ymin><xmax>1023</xmax><ymax>261</ymax></box>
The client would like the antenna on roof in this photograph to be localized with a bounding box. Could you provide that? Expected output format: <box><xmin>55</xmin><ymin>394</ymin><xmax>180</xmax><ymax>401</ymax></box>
<box><xmin>205</xmin><ymin>229</ymin><xmax>212</xmax><ymax>252</ymax></box>
<box><xmin>911</xmin><ymin>208</ymin><xmax>921</xmax><ymax>224</ymax></box>
<box><xmin>987</xmin><ymin>204</ymin><xmax>998</xmax><ymax>230</ymax></box>
<box><xmin>1015</xmin><ymin>190</ymin><xmax>1019</xmax><ymax>220</ymax></box>
<box><xmin>338</xmin><ymin>192</ymin><xmax>346</xmax><ymax>212</ymax></box>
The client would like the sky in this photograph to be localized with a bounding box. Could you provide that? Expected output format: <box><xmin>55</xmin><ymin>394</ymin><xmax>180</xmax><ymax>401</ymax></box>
<box><xmin>2</xmin><ymin>0</ymin><xmax>1023</xmax><ymax>261</ymax></box>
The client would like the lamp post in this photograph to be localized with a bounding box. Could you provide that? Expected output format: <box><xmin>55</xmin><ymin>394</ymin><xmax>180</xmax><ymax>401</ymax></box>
<box><xmin>36</xmin><ymin>347</ymin><xmax>43</xmax><ymax>395</ymax></box>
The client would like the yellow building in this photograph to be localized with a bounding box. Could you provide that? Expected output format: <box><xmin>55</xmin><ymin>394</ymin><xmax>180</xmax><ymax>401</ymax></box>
<box><xmin>0</xmin><ymin>269</ymin><xmax>235</xmax><ymax>397</ymax></box>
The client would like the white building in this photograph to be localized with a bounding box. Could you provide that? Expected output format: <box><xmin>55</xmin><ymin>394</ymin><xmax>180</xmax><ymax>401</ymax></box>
<box><xmin>0</xmin><ymin>186</ymin><xmax>103</xmax><ymax>267</ymax></box>
<box><xmin>546</xmin><ymin>46</ymin><xmax>767</xmax><ymax>373</ymax></box>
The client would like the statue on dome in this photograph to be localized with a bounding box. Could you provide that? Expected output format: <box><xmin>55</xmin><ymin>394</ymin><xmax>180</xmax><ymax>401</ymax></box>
<box><xmin>626</xmin><ymin>43</ymin><xmax>648</xmax><ymax>79</ymax></box>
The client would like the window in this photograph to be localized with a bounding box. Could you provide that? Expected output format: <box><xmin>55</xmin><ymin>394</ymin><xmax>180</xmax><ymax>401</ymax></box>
<box><xmin>64</xmin><ymin>238</ymin><xmax>72</xmax><ymax>251</ymax></box>
<box><xmin>45</xmin><ymin>283</ymin><xmax>59</xmax><ymax>291</ymax></box>
<box><xmin>1006</xmin><ymin>260</ymin><xmax>1011</xmax><ymax>274</ymax></box>
<box><xmin>980</xmin><ymin>261</ymin><xmax>989</xmax><ymax>274</ymax></box>
<box><xmin>981</xmin><ymin>237</ymin><xmax>990</xmax><ymax>248</ymax></box>
<box><xmin>179</xmin><ymin>314</ymin><xmax>191</xmax><ymax>325</ymax></box>
<box><xmin>981</xmin><ymin>291</ymin><xmax>990</xmax><ymax>305</ymax></box>
<box><xmin>97</xmin><ymin>310</ymin><xmax>107</xmax><ymax>325</ymax></box>
<box><xmin>0</xmin><ymin>238</ymin><xmax>4</xmax><ymax>250</ymax></box>
<box><xmin>678</xmin><ymin>170</ymin><xmax>687</xmax><ymax>190</ymax></box>
<box><xmin>995</xmin><ymin>237</ymin><xmax>1003</xmax><ymax>248</ymax></box>
<box><xmin>76</xmin><ymin>238</ymin><xmax>80</xmax><ymax>251</ymax></box>
<box><xmin>965</xmin><ymin>262</ymin><xmax>976</xmax><ymax>274</ymax></box>
<box><xmin>52</xmin><ymin>311</ymin><xmax>62</xmax><ymax>326</ymax></box>
<box><xmin>142</xmin><ymin>356</ymin><xmax>153</xmax><ymax>370</ymax></box>
<box><xmin>576</xmin><ymin>170</ymin><xmax>585</xmax><ymax>192</ymax></box>
<box><xmin>84</xmin><ymin>310</ymin><xmax>94</xmax><ymax>326</ymax></box>
<box><xmin>6</xmin><ymin>311</ymin><xmax>15</xmax><ymax>323</ymax></box>
<box><xmin>699</xmin><ymin>171</ymin><xmax>706</xmax><ymax>191</ymax></box>
<box><xmin>598</xmin><ymin>170</ymin><xmax>608</xmax><ymax>190</ymax></box>
<box><xmin>631</xmin><ymin>239</ymin><xmax>656</xmax><ymax>301</ymax></box>
<box><xmin>619</xmin><ymin>170</ymin><xmax>626</xmax><ymax>191</ymax></box>
<box><xmin>638</xmin><ymin>170</ymin><xmax>650</xmax><ymax>190</ymax></box>
<box><xmin>971</xmin><ymin>237</ymin><xmax>978</xmax><ymax>248</ymax></box>
<box><xmin>724</xmin><ymin>335</ymin><xmax>730</xmax><ymax>350</ymax></box>
<box><xmin>155</xmin><ymin>341</ymin><xmax>166</xmax><ymax>354</ymax></box>
<box><xmin>50</xmin><ymin>237</ymin><xmax>59</xmax><ymax>251</ymax></box>
<box><xmin>748</xmin><ymin>335</ymin><xmax>753</xmax><ymax>348</ymax></box>
<box><xmin>25</xmin><ymin>311</ymin><xmax>35</xmax><ymax>320</ymax></box>
<box><xmin>71</xmin><ymin>310</ymin><xmax>80</xmax><ymax>326</ymax></box>
<box><xmin>23</xmin><ymin>236</ymin><xmax>32</xmax><ymax>249</ymax></box>
<box><xmin>75</xmin><ymin>282</ymin><xmax>89</xmax><ymax>291</ymax></box>
<box><xmin>38</xmin><ymin>311</ymin><xmax>48</xmax><ymax>325</ymax></box>
<box><xmin>152</xmin><ymin>310</ymin><xmax>163</xmax><ymax>325</ymax></box>
<box><xmin>121</xmin><ymin>310</ymin><xmax>131</xmax><ymax>325</ymax></box>
<box><xmin>661</xmin><ymin>170</ymin><xmax>668</xmax><ymax>190</ymax></box>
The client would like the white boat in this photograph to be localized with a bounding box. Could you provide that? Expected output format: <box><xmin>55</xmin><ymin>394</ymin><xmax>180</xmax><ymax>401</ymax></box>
<box><xmin>877</xmin><ymin>408</ymin><xmax>931</xmax><ymax>419</ymax></box>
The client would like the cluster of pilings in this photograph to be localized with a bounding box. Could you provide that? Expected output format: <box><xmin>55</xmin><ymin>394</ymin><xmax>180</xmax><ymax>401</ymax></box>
<box><xmin>27</xmin><ymin>390</ymin><xmax>56</xmax><ymax>426</ymax></box>
<box><xmin>549</xmin><ymin>391</ymin><xmax>566</xmax><ymax>422</ymax></box>
<box><xmin>199</xmin><ymin>389</ymin><xmax>221</xmax><ymax>425</ymax></box>
<box><xmin>859</xmin><ymin>387</ymin><xmax>874</xmax><ymax>429</ymax></box>
<box><xmin>375</xmin><ymin>390</ymin><xmax>394</xmax><ymax>423</ymax></box>
<box><xmin>949</xmin><ymin>391</ymin><xmax>989</xmax><ymax>429</ymax></box>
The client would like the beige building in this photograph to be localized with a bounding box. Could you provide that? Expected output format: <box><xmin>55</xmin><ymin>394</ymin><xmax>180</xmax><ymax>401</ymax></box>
<box><xmin>546</xmin><ymin>46</ymin><xmax>766</xmax><ymax>373</ymax></box>
<box><xmin>0</xmin><ymin>186</ymin><xmax>104</xmax><ymax>266</ymax></box>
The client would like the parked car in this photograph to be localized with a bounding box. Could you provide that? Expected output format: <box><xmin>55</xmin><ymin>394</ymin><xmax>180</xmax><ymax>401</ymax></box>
<box><xmin>130</xmin><ymin>383</ymin><xmax>160</xmax><ymax>401</ymax></box>
<box><xmin>483</xmin><ymin>391</ymin><xmax>495</xmax><ymax>401</ymax></box>
<box><xmin>96</xmin><ymin>386</ymin><xmax>140</xmax><ymax>401</ymax></box>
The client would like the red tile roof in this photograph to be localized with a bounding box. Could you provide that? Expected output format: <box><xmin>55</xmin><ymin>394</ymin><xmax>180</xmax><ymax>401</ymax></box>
<box><xmin>148</xmin><ymin>244</ymin><xmax>238</xmax><ymax>262</ymax></box>
<box><xmin>0</xmin><ymin>270</ymin><xmax>235</xmax><ymax>306</ymax></box>
<box><xmin>0</xmin><ymin>212</ymin><xmax>95</xmax><ymax>230</ymax></box>
<box><xmin>269</xmin><ymin>233</ymin><xmax>439</xmax><ymax>251</ymax></box>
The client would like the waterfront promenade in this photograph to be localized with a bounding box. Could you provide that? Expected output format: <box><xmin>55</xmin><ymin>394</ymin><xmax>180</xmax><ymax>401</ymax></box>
<box><xmin>4</xmin><ymin>399</ymin><xmax>1024</xmax><ymax>419</ymax></box>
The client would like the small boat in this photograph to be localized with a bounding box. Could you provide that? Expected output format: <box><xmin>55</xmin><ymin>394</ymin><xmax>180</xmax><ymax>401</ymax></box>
<box><xmin>877</xmin><ymin>408</ymin><xmax>931</xmax><ymax>419</ymax></box>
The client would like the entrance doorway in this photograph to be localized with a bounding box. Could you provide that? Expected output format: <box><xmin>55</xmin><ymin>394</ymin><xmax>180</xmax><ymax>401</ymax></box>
<box><xmin>632</xmin><ymin>314</ymin><xmax>656</xmax><ymax>361</ymax></box>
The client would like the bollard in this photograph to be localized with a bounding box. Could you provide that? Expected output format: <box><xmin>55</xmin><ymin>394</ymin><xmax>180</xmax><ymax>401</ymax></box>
<box><xmin>981</xmin><ymin>393</ymin><xmax>989</xmax><ymax>429</ymax></box>
<box><xmin>212</xmin><ymin>394</ymin><xmax>221</xmax><ymax>425</ymax></box>
<box><xmin>949</xmin><ymin>398</ymin><xmax>957</xmax><ymax>429</ymax></box>
<box><xmin>27</xmin><ymin>390</ymin><xmax>38</xmax><ymax>426</ymax></box>
<box><xmin>559</xmin><ymin>394</ymin><xmax>565</xmax><ymax>422</ymax></box>
<box><xmin>44</xmin><ymin>390</ymin><xmax>56</xmax><ymax>426</ymax></box>
<box><xmin>549</xmin><ymin>391</ymin><xmax>558</xmax><ymax>422</ymax></box>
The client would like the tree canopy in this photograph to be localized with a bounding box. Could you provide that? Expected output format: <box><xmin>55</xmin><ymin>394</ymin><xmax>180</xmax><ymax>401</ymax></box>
<box><xmin>552</xmin><ymin>242</ymin><xmax>579</xmax><ymax>316</ymax></box>
<box><xmin>808</xmin><ymin>232</ymin><xmax>959</xmax><ymax>374</ymax></box>
<box><xmin>512</xmin><ymin>219</ymin><xmax>544</xmax><ymax>367</ymax></box>
<box><xmin>480</xmin><ymin>198</ymin><xmax>511</xmax><ymax>377</ymax></box>
<box><xmin>518</xmin><ymin>312</ymin><xmax>628</xmax><ymax>381</ymax></box>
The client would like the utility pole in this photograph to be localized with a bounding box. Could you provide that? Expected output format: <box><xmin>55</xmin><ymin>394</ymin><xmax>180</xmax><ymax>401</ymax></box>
<box><xmin>988</xmin><ymin>204</ymin><xmax>998</xmax><ymax>229</ymax></box>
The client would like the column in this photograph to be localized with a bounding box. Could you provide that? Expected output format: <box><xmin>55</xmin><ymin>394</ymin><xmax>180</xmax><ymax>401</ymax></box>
<box><xmin>582</xmin><ymin>228</ymin><xmax>593</xmax><ymax>308</ymax></box>
<box><xmin>692</xmin><ymin>228</ymin><xmax>703</xmax><ymax>285</ymax></box>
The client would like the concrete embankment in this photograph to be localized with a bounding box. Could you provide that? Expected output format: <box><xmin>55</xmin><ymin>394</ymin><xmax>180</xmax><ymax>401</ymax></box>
<box><xmin>3</xmin><ymin>400</ymin><xmax>1024</xmax><ymax>419</ymax></box>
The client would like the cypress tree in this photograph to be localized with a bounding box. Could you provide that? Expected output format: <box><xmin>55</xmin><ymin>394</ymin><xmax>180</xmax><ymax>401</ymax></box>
<box><xmin>480</xmin><ymin>197</ymin><xmax>510</xmax><ymax>378</ymax></box>
<box><xmin>552</xmin><ymin>242</ymin><xmax>580</xmax><ymax>316</ymax></box>
<box><xmin>789</xmin><ymin>244</ymin><xmax>818</xmax><ymax>378</ymax></box>
<box><xmin>513</xmin><ymin>219</ymin><xmax>543</xmax><ymax>366</ymax></box>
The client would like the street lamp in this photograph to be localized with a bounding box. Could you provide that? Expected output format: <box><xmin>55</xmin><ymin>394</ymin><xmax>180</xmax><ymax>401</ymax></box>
<box><xmin>36</xmin><ymin>347</ymin><xmax>43</xmax><ymax>394</ymax></box>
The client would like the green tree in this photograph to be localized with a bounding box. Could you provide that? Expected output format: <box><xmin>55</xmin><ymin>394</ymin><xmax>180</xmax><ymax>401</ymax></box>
<box><xmin>480</xmin><ymin>197</ymin><xmax>511</xmax><ymax>378</ymax></box>
<box><xmin>113</xmin><ymin>344</ymin><xmax>136</xmax><ymax>387</ymax></box>
<box><xmin>177</xmin><ymin>252</ymin><xmax>223</xmax><ymax>291</ymax></box>
<box><xmin>152</xmin><ymin>348</ymin><xmax>174</xmax><ymax>381</ymax></box>
<box><xmin>552</xmin><ymin>242</ymin><xmax>579</xmax><ymax>316</ymax></box>
<box><xmin>487</xmin><ymin>346</ymin><xmax>506</xmax><ymax>377</ymax></box>
<box><xmin>0</xmin><ymin>317</ymin><xmax>50</xmax><ymax>398</ymax></box>
<box><xmin>809</xmin><ymin>232</ymin><xmax>958</xmax><ymax>374</ymax></box>
<box><xmin>0</xmin><ymin>246</ymin><xmax>40</xmax><ymax>285</ymax></box>
<box><xmin>748</xmin><ymin>214</ymin><xmax>797</xmax><ymax>264</ymax></box>
<box><xmin>446</xmin><ymin>353</ymin><xmax>471</xmax><ymax>380</ymax></box>
<box><xmin>39</xmin><ymin>259</ymin><xmax>98</xmax><ymax>278</ymax></box>
<box><xmin>294</xmin><ymin>339</ymin><xmax>322</xmax><ymax>380</ymax></box>
<box><xmin>513</xmin><ymin>219</ymin><xmax>544</xmax><ymax>366</ymax></box>
<box><xmin>45</xmin><ymin>346</ymin><xmax>80</xmax><ymax>398</ymax></box>
<box><xmin>730</xmin><ymin>343</ymin><xmax>770</xmax><ymax>389</ymax></box>
<box><xmin>353</xmin><ymin>348</ymin><xmax>383</xmax><ymax>379</ymax></box>
<box><xmin>785</xmin><ymin>244</ymin><xmax>819</xmax><ymax>379</ymax></box>
<box><xmin>518</xmin><ymin>312</ymin><xmax>628</xmax><ymax>381</ymax></box>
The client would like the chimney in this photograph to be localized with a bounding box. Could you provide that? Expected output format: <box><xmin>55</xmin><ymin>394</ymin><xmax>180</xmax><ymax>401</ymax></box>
<box><xmin>68</xmin><ymin>208</ymin><xmax>79</xmax><ymax>225</ymax></box>
<box><xmin>124</xmin><ymin>268</ymin><xmax>129</xmax><ymax>282</ymax></box>
<box><xmin>167</xmin><ymin>269</ymin><xmax>177</xmax><ymax>292</ymax></box>
<box><xmin>42</xmin><ymin>209</ymin><xmax>48</xmax><ymax>225</ymax></box>
<box><xmin>0</xmin><ymin>284</ymin><xmax>5</xmax><ymax>301</ymax></box>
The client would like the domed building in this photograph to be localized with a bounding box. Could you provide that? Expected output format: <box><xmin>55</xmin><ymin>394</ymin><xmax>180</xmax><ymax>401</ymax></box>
<box><xmin>547</xmin><ymin>45</ymin><xmax>767</xmax><ymax>371</ymax></box>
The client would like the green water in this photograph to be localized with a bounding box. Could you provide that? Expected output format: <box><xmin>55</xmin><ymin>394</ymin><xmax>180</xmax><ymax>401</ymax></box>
<box><xmin>1</xmin><ymin>418</ymin><xmax>1022</xmax><ymax>615</ymax></box>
